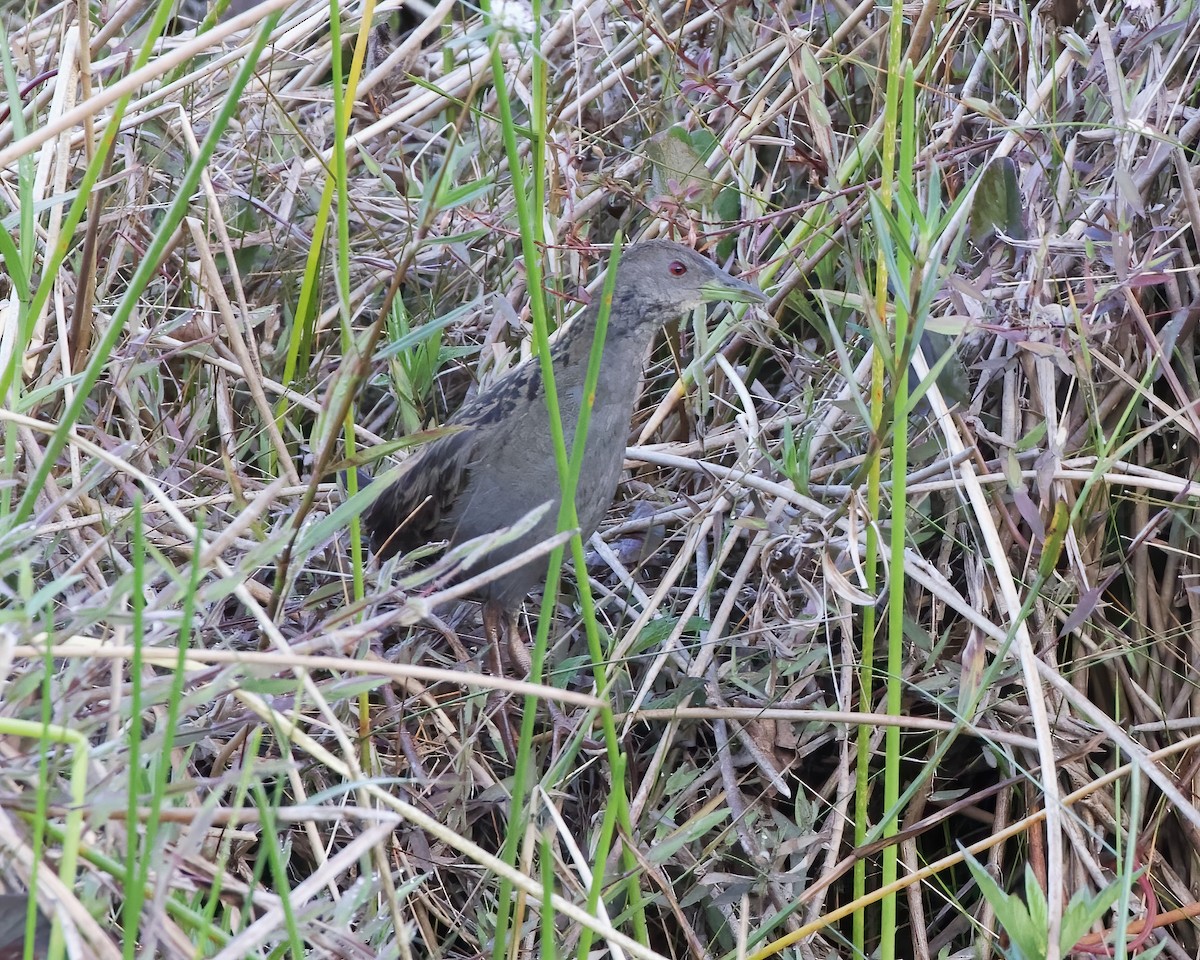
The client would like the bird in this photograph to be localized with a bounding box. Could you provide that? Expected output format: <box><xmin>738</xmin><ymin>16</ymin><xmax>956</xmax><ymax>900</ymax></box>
<box><xmin>361</xmin><ymin>240</ymin><xmax>764</xmax><ymax>698</ymax></box>
<box><xmin>0</xmin><ymin>895</ymin><xmax>51</xmax><ymax>960</ymax></box>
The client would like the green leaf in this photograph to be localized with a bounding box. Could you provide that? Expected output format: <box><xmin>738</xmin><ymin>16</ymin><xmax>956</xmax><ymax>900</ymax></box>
<box><xmin>0</xmin><ymin>225</ymin><xmax>28</xmax><ymax>297</ymax></box>
<box><xmin>1014</xmin><ymin>420</ymin><xmax>1048</xmax><ymax>453</ymax></box>
<box><xmin>376</xmin><ymin>299</ymin><xmax>480</xmax><ymax>361</ymax></box>
<box><xmin>647</xmin><ymin>808</ymin><xmax>730</xmax><ymax>864</ymax></box>
<box><xmin>645</xmin><ymin>124</ymin><xmax>717</xmax><ymax>204</ymax></box>
<box><xmin>1059</xmin><ymin>875</ymin><xmax>1126</xmax><ymax>955</ymax></box>
<box><xmin>970</xmin><ymin>157</ymin><xmax>1025</xmax><ymax>243</ymax></box>
<box><xmin>626</xmin><ymin>616</ymin><xmax>708</xmax><ymax>656</ymax></box>
<box><xmin>437</xmin><ymin>171</ymin><xmax>498</xmax><ymax>210</ymax></box>
<box><xmin>962</xmin><ymin>851</ymin><xmax>1045</xmax><ymax>960</ymax></box>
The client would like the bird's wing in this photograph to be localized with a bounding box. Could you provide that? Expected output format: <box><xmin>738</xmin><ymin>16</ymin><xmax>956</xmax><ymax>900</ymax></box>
<box><xmin>364</xmin><ymin>356</ymin><xmax>548</xmax><ymax>560</ymax></box>
<box><xmin>363</xmin><ymin>425</ymin><xmax>482</xmax><ymax>561</ymax></box>
<box><xmin>454</xmin><ymin>359</ymin><xmax>543</xmax><ymax>427</ymax></box>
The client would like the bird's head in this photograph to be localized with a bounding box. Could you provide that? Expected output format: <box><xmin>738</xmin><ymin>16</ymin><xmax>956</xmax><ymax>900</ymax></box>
<box><xmin>609</xmin><ymin>240</ymin><xmax>765</xmax><ymax>324</ymax></box>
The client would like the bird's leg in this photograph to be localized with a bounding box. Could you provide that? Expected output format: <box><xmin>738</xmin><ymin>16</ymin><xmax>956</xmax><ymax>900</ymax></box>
<box><xmin>505</xmin><ymin>609</ymin><xmax>596</xmax><ymax>755</ymax></box>
<box><xmin>504</xmin><ymin>609</ymin><xmax>532</xmax><ymax>674</ymax></box>
<box><xmin>482</xmin><ymin>600</ymin><xmax>519</xmax><ymax>757</ymax></box>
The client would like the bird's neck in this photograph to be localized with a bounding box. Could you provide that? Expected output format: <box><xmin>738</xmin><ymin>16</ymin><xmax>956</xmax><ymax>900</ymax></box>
<box><xmin>552</xmin><ymin>292</ymin><xmax>668</xmax><ymax>395</ymax></box>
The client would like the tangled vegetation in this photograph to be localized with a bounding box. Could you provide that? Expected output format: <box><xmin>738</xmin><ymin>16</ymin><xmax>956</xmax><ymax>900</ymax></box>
<box><xmin>1</xmin><ymin>0</ymin><xmax>1199</xmax><ymax>957</ymax></box>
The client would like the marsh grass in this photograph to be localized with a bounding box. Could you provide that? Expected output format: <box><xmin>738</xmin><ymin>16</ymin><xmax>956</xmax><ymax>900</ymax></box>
<box><xmin>1</xmin><ymin>0</ymin><xmax>1199</xmax><ymax>957</ymax></box>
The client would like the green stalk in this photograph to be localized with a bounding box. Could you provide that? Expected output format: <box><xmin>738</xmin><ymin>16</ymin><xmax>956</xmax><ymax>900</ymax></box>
<box><xmin>540</xmin><ymin>829</ymin><xmax>558</xmax><ymax>960</ymax></box>
<box><xmin>1111</xmin><ymin>764</ymin><xmax>1140</xmax><ymax>960</ymax></box>
<box><xmin>852</xmin><ymin>460</ymin><xmax>879</xmax><ymax>954</ymax></box>
<box><xmin>16</xmin><ymin>685</ymin><xmax>88</xmax><ymax>960</ymax></box>
<box><xmin>482</xmin><ymin>7</ymin><xmax>561</xmax><ymax>953</ymax></box>
<box><xmin>575</xmin><ymin>753</ymin><xmax>626</xmax><ymax>960</ymax></box>
<box><xmin>868</xmin><ymin>6</ymin><xmax>910</xmax><ymax>955</ymax></box>
<box><xmin>559</xmin><ymin>234</ymin><xmax>649</xmax><ymax>939</ymax></box>
<box><xmin>482</xmin><ymin>5</ymin><xmax>645</xmax><ymax>950</ymax></box>
<box><xmin>252</xmin><ymin>780</ymin><xmax>305</xmax><ymax>958</ymax></box>
<box><xmin>865</xmin><ymin>502</ymin><xmax>1069</xmax><ymax>841</ymax></box>
<box><xmin>328</xmin><ymin>0</ymin><xmax>360</xmax><ymax>600</ymax></box>
<box><xmin>879</xmin><ymin>63</ymin><xmax>917</xmax><ymax>960</ymax></box>
<box><xmin>121</xmin><ymin>498</ymin><xmax>146</xmax><ymax>959</ymax></box>
<box><xmin>131</xmin><ymin>525</ymin><xmax>204</xmax><ymax>950</ymax></box>
<box><xmin>852</xmin><ymin>9</ymin><xmax>909</xmax><ymax>952</ymax></box>
<box><xmin>324</xmin><ymin>0</ymin><xmax>372</xmax><ymax>754</ymax></box>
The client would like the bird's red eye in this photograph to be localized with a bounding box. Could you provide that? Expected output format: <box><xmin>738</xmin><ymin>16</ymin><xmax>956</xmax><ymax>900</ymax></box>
<box><xmin>668</xmin><ymin>261</ymin><xmax>688</xmax><ymax>277</ymax></box>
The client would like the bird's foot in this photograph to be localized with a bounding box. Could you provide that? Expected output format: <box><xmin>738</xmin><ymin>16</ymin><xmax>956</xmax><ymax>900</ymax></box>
<box><xmin>483</xmin><ymin>601</ymin><xmax>602</xmax><ymax>758</ymax></box>
<box><xmin>546</xmin><ymin>701</ymin><xmax>603</xmax><ymax>756</ymax></box>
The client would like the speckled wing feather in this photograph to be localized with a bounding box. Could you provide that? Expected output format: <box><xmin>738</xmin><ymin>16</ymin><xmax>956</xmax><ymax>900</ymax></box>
<box><xmin>363</xmin><ymin>428</ymin><xmax>472</xmax><ymax>561</ymax></box>
<box><xmin>364</xmin><ymin>355</ymin><xmax>545</xmax><ymax>561</ymax></box>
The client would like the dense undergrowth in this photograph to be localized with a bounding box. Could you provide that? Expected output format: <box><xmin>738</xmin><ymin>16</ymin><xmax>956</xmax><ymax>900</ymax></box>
<box><xmin>1</xmin><ymin>0</ymin><xmax>1199</xmax><ymax>957</ymax></box>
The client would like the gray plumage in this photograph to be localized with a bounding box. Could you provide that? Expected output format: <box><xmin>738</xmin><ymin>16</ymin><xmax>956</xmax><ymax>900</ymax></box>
<box><xmin>0</xmin><ymin>896</ymin><xmax>51</xmax><ymax>960</ymax></box>
<box><xmin>363</xmin><ymin>240</ymin><xmax>763</xmax><ymax>608</ymax></box>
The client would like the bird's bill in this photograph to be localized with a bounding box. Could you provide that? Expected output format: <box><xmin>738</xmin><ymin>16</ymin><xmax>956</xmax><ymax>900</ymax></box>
<box><xmin>700</xmin><ymin>274</ymin><xmax>766</xmax><ymax>304</ymax></box>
